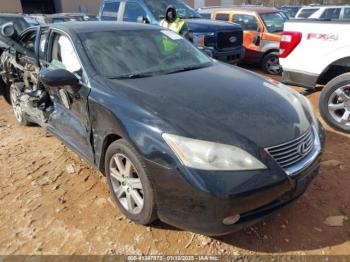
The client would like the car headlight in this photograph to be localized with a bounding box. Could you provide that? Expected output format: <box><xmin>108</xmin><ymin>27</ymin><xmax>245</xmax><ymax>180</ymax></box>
<box><xmin>162</xmin><ymin>134</ymin><xmax>267</xmax><ymax>171</ymax></box>
<box><xmin>192</xmin><ymin>32</ymin><xmax>214</xmax><ymax>48</ymax></box>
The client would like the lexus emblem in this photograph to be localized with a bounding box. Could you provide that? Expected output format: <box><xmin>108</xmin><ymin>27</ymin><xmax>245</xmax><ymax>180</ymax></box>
<box><xmin>297</xmin><ymin>142</ymin><xmax>308</xmax><ymax>156</ymax></box>
<box><xmin>229</xmin><ymin>36</ymin><xmax>237</xmax><ymax>43</ymax></box>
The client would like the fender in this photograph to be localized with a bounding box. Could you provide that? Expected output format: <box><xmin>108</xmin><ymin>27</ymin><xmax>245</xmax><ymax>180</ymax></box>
<box><xmin>317</xmin><ymin>45</ymin><xmax>350</xmax><ymax>77</ymax></box>
<box><xmin>88</xmin><ymin>79</ymin><xmax>177</xmax><ymax>173</ymax></box>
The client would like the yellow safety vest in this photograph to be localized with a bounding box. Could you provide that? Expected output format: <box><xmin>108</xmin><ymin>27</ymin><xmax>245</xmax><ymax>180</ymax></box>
<box><xmin>160</xmin><ymin>18</ymin><xmax>186</xmax><ymax>34</ymax></box>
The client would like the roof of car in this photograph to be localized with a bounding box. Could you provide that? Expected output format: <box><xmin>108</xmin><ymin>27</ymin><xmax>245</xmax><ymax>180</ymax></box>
<box><xmin>48</xmin><ymin>13</ymin><xmax>96</xmax><ymax>18</ymax></box>
<box><xmin>0</xmin><ymin>13</ymin><xmax>26</xmax><ymax>18</ymax></box>
<box><xmin>211</xmin><ymin>6</ymin><xmax>279</xmax><ymax>14</ymax></box>
<box><xmin>51</xmin><ymin>21</ymin><xmax>160</xmax><ymax>34</ymax></box>
<box><xmin>300</xmin><ymin>5</ymin><xmax>349</xmax><ymax>9</ymax></box>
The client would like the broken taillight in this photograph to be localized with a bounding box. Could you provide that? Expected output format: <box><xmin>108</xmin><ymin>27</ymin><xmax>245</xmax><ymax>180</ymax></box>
<box><xmin>279</xmin><ymin>31</ymin><xmax>302</xmax><ymax>58</ymax></box>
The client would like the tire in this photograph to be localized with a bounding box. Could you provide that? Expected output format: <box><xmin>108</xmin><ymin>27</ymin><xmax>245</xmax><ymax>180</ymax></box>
<box><xmin>261</xmin><ymin>52</ymin><xmax>282</xmax><ymax>75</ymax></box>
<box><xmin>105</xmin><ymin>139</ymin><xmax>157</xmax><ymax>225</ymax></box>
<box><xmin>319</xmin><ymin>73</ymin><xmax>350</xmax><ymax>133</ymax></box>
<box><xmin>9</xmin><ymin>83</ymin><xmax>31</xmax><ymax>126</ymax></box>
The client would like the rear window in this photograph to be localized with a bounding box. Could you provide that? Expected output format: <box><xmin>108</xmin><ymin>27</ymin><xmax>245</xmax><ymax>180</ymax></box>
<box><xmin>101</xmin><ymin>1</ymin><xmax>120</xmax><ymax>20</ymax></box>
<box><xmin>215</xmin><ymin>13</ymin><xmax>229</xmax><ymax>21</ymax></box>
<box><xmin>320</xmin><ymin>8</ymin><xmax>341</xmax><ymax>19</ymax></box>
<box><xmin>200</xmin><ymin>13</ymin><xmax>211</xmax><ymax>19</ymax></box>
<box><xmin>296</xmin><ymin>8</ymin><xmax>319</xmax><ymax>18</ymax></box>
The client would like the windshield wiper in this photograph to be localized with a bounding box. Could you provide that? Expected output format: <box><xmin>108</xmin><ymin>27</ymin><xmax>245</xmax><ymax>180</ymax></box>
<box><xmin>113</xmin><ymin>73</ymin><xmax>155</xmax><ymax>79</ymax></box>
<box><xmin>165</xmin><ymin>65</ymin><xmax>210</xmax><ymax>75</ymax></box>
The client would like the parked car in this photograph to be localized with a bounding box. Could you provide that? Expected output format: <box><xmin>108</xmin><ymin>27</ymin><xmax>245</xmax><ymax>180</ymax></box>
<box><xmin>295</xmin><ymin>5</ymin><xmax>350</xmax><ymax>20</ymax></box>
<box><xmin>99</xmin><ymin>0</ymin><xmax>244</xmax><ymax>63</ymax></box>
<box><xmin>279</xmin><ymin>19</ymin><xmax>350</xmax><ymax>133</ymax></box>
<box><xmin>212</xmin><ymin>7</ymin><xmax>288</xmax><ymax>74</ymax></box>
<box><xmin>279</xmin><ymin>5</ymin><xmax>301</xmax><ymax>18</ymax></box>
<box><xmin>197</xmin><ymin>6</ymin><xmax>226</xmax><ymax>19</ymax></box>
<box><xmin>0</xmin><ymin>13</ymin><xmax>35</xmax><ymax>103</ymax></box>
<box><xmin>0</xmin><ymin>21</ymin><xmax>325</xmax><ymax>235</ymax></box>
<box><xmin>29</xmin><ymin>13</ymin><xmax>98</xmax><ymax>24</ymax></box>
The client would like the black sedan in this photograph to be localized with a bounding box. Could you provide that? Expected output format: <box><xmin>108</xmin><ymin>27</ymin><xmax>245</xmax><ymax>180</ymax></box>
<box><xmin>3</xmin><ymin>22</ymin><xmax>325</xmax><ymax>235</ymax></box>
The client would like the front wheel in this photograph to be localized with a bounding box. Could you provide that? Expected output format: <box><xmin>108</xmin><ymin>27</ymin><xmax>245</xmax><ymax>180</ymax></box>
<box><xmin>105</xmin><ymin>139</ymin><xmax>157</xmax><ymax>225</ymax></box>
<box><xmin>319</xmin><ymin>73</ymin><xmax>350</xmax><ymax>133</ymax></box>
<box><xmin>261</xmin><ymin>52</ymin><xmax>282</xmax><ymax>75</ymax></box>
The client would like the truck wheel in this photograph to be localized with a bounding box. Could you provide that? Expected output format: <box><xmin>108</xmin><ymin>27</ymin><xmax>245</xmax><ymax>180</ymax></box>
<box><xmin>262</xmin><ymin>52</ymin><xmax>281</xmax><ymax>75</ymax></box>
<box><xmin>319</xmin><ymin>73</ymin><xmax>350</xmax><ymax>133</ymax></box>
<box><xmin>9</xmin><ymin>83</ymin><xmax>30</xmax><ymax>126</ymax></box>
<box><xmin>105</xmin><ymin>139</ymin><xmax>157</xmax><ymax>225</ymax></box>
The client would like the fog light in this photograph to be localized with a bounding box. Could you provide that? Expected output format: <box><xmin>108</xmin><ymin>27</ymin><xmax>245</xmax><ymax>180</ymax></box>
<box><xmin>222</xmin><ymin>214</ymin><xmax>240</xmax><ymax>225</ymax></box>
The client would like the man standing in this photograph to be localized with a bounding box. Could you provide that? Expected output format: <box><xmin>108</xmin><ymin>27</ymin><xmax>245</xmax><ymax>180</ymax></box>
<box><xmin>160</xmin><ymin>5</ymin><xmax>188</xmax><ymax>37</ymax></box>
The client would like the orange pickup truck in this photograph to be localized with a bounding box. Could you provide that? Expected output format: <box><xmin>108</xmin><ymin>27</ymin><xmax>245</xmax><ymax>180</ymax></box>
<box><xmin>212</xmin><ymin>7</ymin><xmax>288</xmax><ymax>75</ymax></box>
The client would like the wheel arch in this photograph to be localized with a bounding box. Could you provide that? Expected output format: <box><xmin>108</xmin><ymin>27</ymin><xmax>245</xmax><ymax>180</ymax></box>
<box><xmin>98</xmin><ymin>133</ymin><xmax>123</xmax><ymax>174</ymax></box>
<box><xmin>260</xmin><ymin>48</ymin><xmax>280</xmax><ymax>62</ymax></box>
<box><xmin>317</xmin><ymin>57</ymin><xmax>350</xmax><ymax>86</ymax></box>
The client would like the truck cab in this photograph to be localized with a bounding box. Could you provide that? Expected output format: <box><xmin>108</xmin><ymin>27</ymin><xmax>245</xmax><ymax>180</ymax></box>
<box><xmin>212</xmin><ymin>7</ymin><xmax>288</xmax><ymax>74</ymax></box>
<box><xmin>99</xmin><ymin>0</ymin><xmax>244</xmax><ymax>63</ymax></box>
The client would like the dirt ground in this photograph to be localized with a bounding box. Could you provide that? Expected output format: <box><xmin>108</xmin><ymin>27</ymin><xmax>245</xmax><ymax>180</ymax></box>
<box><xmin>0</xmin><ymin>69</ymin><xmax>349</xmax><ymax>256</ymax></box>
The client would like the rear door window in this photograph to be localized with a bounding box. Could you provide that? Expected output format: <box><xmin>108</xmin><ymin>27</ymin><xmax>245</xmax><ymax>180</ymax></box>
<box><xmin>232</xmin><ymin>14</ymin><xmax>259</xmax><ymax>31</ymax></box>
<box><xmin>320</xmin><ymin>8</ymin><xmax>341</xmax><ymax>19</ymax></box>
<box><xmin>296</xmin><ymin>8</ymin><xmax>319</xmax><ymax>18</ymax></box>
<box><xmin>101</xmin><ymin>1</ymin><xmax>121</xmax><ymax>20</ymax></box>
<box><xmin>215</xmin><ymin>13</ymin><xmax>229</xmax><ymax>21</ymax></box>
<box><xmin>122</xmin><ymin>1</ymin><xmax>147</xmax><ymax>22</ymax></box>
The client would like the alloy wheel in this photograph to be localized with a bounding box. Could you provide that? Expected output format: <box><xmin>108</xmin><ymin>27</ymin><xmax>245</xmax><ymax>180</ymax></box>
<box><xmin>266</xmin><ymin>56</ymin><xmax>281</xmax><ymax>75</ymax></box>
<box><xmin>328</xmin><ymin>85</ymin><xmax>350</xmax><ymax>127</ymax></box>
<box><xmin>109</xmin><ymin>153</ymin><xmax>144</xmax><ymax>215</ymax></box>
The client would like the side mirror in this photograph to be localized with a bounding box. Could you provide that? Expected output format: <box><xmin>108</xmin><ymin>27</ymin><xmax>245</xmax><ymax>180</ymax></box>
<box><xmin>137</xmin><ymin>16</ymin><xmax>150</xmax><ymax>24</ymax></box>
<box><xmin>39</xmin><ymin>69</ymin><xmax>80</xmax><ymax>95</ymax></box>
<box><xmin>1</xmin><ymin>22</ymin><xmax>18</xmax><ymax>39</ymax></box>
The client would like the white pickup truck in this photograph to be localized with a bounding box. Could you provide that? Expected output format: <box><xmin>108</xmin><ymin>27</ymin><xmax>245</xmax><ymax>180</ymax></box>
<box><xmin>279</xmin><ymin>20</ymin><xmax>350</xmax><ymax>133</ymax></box>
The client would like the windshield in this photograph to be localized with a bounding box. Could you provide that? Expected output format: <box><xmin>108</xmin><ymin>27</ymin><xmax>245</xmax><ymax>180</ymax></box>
<box><xmin>260</xmin><ymin>12</ymin><xmax>287</xmax><ymax>33</ymax></box>
<box><xmin>0</xmin><ymin>17</ymin><xmax>30</xmax><ymax>33</ymax></box>
<box><xmin>144</xmin><ymin>0</ymin><xmax>201</xmax><ymax>19</ymax></box>
<box><xmin>81</xmin><ymin>29</ymin><xmax>212</xmax><ymax>79</ymax></box>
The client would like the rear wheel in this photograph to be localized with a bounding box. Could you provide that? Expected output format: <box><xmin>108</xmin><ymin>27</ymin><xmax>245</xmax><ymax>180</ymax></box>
<box><xmin>10</xmin><ymin>83</ymin><xmax>30</xmax><ymax>126</ymax></box>
<box><xmin>261</xmin><ymin>52</ymin><xmax>282</xmax><ymax>75</ymax></box>
<box><xmin>105</xmin><ymin>139</ymin><xmax>157</xmax><ymax>225</ymax></box>
<box><xmin>319</xmin><ymin>73</ymin><xmax>350</xmax><ymax>133</ymax></box>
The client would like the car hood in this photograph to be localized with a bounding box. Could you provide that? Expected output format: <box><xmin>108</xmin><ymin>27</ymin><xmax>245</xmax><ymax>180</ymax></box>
<box><xmin>107</xmin><ymin>63</ymin><xmax>312</xmax><ymax>149</ymax></box>
<box><xmin>186</xmin><ymin>18</ymin><xmax>242</xmax><ymax>33</ymax></box>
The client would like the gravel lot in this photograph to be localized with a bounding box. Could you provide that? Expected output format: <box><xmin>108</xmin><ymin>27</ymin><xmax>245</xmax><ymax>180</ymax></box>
<box><xmin>0</xmin><ymin>70</ymin><xmax>349</xmax><ymax>255</ymax></box>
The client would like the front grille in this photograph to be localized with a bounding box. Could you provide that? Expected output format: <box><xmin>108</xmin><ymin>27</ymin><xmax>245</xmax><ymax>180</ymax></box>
<box><xmin>266</xmin><ymin>129</ymin><xmax>314</xmax><ymax>169</ymax></box>
<box><xmin>204</xmin><ymin>35</ymin><xmax>216</xmax><ymax>47</ymax></box>
<box><xmin>217</xmin><ymin>31</ymin><xmax>243</xmax><ymax>50</ymax></box>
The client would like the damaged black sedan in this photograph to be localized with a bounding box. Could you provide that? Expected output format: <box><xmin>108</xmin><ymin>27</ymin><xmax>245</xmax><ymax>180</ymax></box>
<box><xmin>0</xmin><ymin>22</ymin><xmax>325</xmax><ymax>235</ymax></box>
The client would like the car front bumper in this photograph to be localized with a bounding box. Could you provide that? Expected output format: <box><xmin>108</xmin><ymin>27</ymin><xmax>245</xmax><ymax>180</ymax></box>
<box><xmin>146</xmin><ymin>126</ymin><xmax>325</xmax><ymax>236</ymax></box>
<box><xmin>205</xmin><ymin>46</ymin><xmax>244</xmax><ymax>63</ymax></box>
